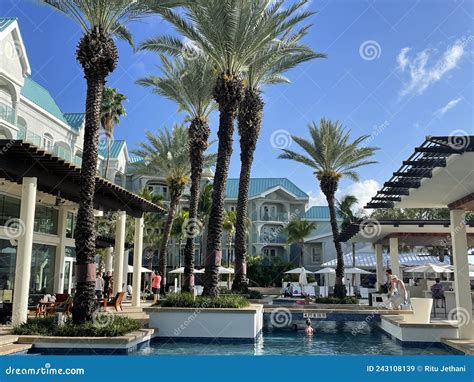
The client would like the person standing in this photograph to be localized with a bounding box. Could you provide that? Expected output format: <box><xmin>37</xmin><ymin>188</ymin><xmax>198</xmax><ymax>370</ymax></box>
<box><xmin>103</xmin><ymin>271</ymin><xmax>112</xmax><ymax>299</ymax></box>
<box><xmin>151</xmin><ymin>271</ymin><xmax>162</xmax><ymax>303</ymax></box>
<box><xmin>385</xmin><ymin>268</ymin><xmax>408</xmax><ymax>309</ymax></box>
<box><xmin>95</xmin><ymin>272</ymin><xmax>104</xmax><ymax>300</ymax></box>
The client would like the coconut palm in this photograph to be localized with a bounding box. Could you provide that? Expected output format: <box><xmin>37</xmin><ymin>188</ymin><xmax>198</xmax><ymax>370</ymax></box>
<box><xmin>222</xmin><ymin>210</ymin><xmax>237</xmax><ymax>267</ymax></box>
<box><xmin>285</xmin><ymin>219</ymin><xmax>316</xmax><ymax>266</ymax></box>
<box><xmin>279</xmin><ymin>119</ymin><xmax>378</xmax><ymax>298</ymax></box>
<box><xmin>41</xmin><ymin>0</ymin><xmax>157</xmax><ymax>323</ymax></box>
<box><xmin>232</xmin><ymin>27</ymin><xmax>324</xmax><ymax>292</ymax></box>
<box><xmin>197</xmin><ymin>183</ymin><xmax>213</xmax><ymax>267</ymax></box>
<box><xmin>100</xmin><ymin>87</ymin><xmax>127</xmax><ymax>178</ymax></box>
<box><xmin>170</xmin><ymin>209</ymin><xmax>189</xmax><ymax>267</ymax></box>
<box><xmin>142</xmin><ymin>0</ymin><xmax>314</xmax><ymax>296</ymax></box>
<box><xmin>137</xmin><ymin>55</ymin><xmax>216</xmax><ymax>292</ymax></box>
<box><xmin>133</xmin><ymin>124</ymin><xmax>215</xmax><ymax>290</ymax></box>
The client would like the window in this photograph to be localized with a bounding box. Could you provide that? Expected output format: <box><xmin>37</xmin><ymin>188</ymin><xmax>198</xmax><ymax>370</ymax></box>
<box><xmin>66</xmin><ymin>212</ymin><xmax>76</xmax><ymax>239</ymax></box>
<box><xmin>311</xmin><ymin>243</ymin><xmax>323</xmax><ymax>264</ymax></box>
<box><xmin>43</xmin><ymin>133</ymin><xmax>53</xmax><ymax>152</ymax></box>
<box><xmin>264</xmin><ymin>248</ymin><xmax>276</xmax><ymax>257</ymax></box>
<box><xmin>0</xmin><ymin>194</ymin><xmax>21</xmax><ymax>226</ymax></box>
<box><xmin>34</xmin><ymin>205</ymin><xmax>59</xmax><ymax>235</ymax></box>
<box><xmin>147</xmin><ymin>182</ymin><xmax>168</xmax><ymax>198</ymax></box>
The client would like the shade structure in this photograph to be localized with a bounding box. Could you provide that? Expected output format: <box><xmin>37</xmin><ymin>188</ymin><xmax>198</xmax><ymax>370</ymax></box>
<box><xmin>314</xmin><ymin>267</ymin><xmax>336</xmax><ymax>274</ymax></box>
<box><xmin>284</xmin><ymin>267</ymin><xmax>314</xmax><ymax>275</ymax></box>
<box><xmin>405</xmin><ymin>264</ymin><xmax>453</xmax><ymax>274</ymax></box>
<box><xmin>168</xmin><ymin>267</ymin><xmax>185</xmax><ymax>274</ymax></box>
<box><xmin>193</xmin><ymin>267</ymin><xmax>233</xmax><ymax>274</ymax></box>
<box><xmin>299</xmin><ymin>269</ymin><xmax>308</xmax><ymax>285</ymax></box>
<box><xmin>127</xmin><ymin>265</ymin><xmax>152</xmax><ymax>273</ymax></box>
<box><xmin>344</xmin><ymin>267</ymin><xmax>373</xmax><ymax>275</ymax></box>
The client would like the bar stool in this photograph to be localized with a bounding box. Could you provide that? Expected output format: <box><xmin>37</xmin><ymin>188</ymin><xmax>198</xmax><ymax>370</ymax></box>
<box><xmin>432</xmin><ymin>295</ymin><xmax>447</xmax><ymax>317</ymax></box>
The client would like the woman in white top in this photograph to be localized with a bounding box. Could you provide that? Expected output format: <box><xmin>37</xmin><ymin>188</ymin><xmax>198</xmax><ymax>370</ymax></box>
<box><xmin>385</xmin><ymin>268</ymin><xmax>407</xmax><ymax>309</ymax></box>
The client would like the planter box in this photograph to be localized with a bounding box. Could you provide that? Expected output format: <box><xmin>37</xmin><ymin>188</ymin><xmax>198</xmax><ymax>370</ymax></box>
<box><xmin>143</xmin><ymin>305</ymin><xmax>263</xmax><ymax>340</ymax></box>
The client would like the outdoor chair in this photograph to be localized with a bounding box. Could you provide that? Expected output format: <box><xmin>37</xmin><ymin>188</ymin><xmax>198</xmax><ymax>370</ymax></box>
<box><xmin>431</xmin><ymin>295</ymin><xmax>447</xmax><ymax>318</ymax></box>
<box><xmin>105</xmin><ymin>292</ymin><xmax>125</xmax><ymax>312</ymax></box>
<box><xmin>46</xmin><ymin>295</ymin><xmax>73</xmax><ymax>318</ymax></box>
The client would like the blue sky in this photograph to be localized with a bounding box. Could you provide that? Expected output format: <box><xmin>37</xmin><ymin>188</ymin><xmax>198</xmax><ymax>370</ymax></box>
<box><xmin>3</xmin><ymin>0</ymin><xmax>473</xmax><ymax>210</ymax></box>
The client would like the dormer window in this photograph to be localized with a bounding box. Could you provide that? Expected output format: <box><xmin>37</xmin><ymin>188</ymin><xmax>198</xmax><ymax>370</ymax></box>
<box><xmin>43</xmin><ymin>133</ymin><xmax>53</xmax><ymax>152</ymax></box>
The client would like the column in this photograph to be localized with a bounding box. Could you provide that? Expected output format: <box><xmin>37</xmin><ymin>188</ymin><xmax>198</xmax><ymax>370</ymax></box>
<box><xmin>375</xmin><ymin>244</ymin><xmax>384</xmax><ymax>289</ymax></box>
<box><xmin>12</xmin><ymin>177</ymin><xmax>37</xmax><ymax>325</ymax></box>
<box><xmin>389</xmin><ymin>237</ymin><xmax>400</xmax><ymax>278</ymax></box>
<box><xmin>132</xmin><ymin>217</ymin><xmax>144</xmax><ymax>307</ymax></box>
<box><xmin>113</xmin><ymin>211</ymin><xmax>126</xmax><ymax>295</ymax></box>
<box><xmin>450</xmin><ymin>209</ymin><xmax>473</xmax><ymax>339</ymax></box>
<box><xmin>53</xmin><ymin>207</ymin><xmax>69</xmax><ymax>293</ymax></box>
<box><xmin>105</xmin><ymin>247</ymin><xmax>113</xmax><ymax>274</ymax></box>
<box><xmin>122</xmin><ymin>249</ymin><xmax>130</xmax><ymax>291</ymax></box>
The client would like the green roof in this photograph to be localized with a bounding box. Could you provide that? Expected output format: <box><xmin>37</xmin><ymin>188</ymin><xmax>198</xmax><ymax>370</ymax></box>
<box><xmin>99</xmin><ymin>140</ymin><xmax>126</xmax><ymax>159</ymax></box>
<box><xmin>21</xmin><ymin>77</ymin><xmax>69</xmax><ymax>125</ymax></box>
<box><xmin>0</xmin><ymin>18</ymin><xmax>16</xmax><ymax>32</ymax></box>
<box><xmin>303</xmin><ymin>206</ymin><xmax>342</xmax><ymax>220</ymax></box>
<box><xmin>128</xmin><ymin>153</ymin><xmax>144</xmax><ymax>164</ymax></box>
<box><xmin>225</xmin><ymin>178</ymin><xmax>308</xmax><ymax>199</ymax></box>
<box><xmin>64</xmin><ymin>113</ymin><xmax>84</xmax><ymax>131</ymax></box>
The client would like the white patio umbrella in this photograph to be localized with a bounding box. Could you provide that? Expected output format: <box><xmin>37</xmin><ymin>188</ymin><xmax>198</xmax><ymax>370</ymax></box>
<box><xmin>344</xmin><ymin>267</ymin><xmax>373</xmax><ymax>274</ymax></box>
<box><xmin>284</xmin><ymin>267</ymin><xmax>314</xmax><ymax>275</ymax></box>
<box><xmin>314</xmin><ymin>267</ymin><xmax>335</xmax><ymax>296</ymax></box>
<box><xmin>127</xmin><ymin>265</ymin><xmax>152</xmax><ymax>273</ymax></box>
<box><xmin>192</xmin><ymin>267</ymin><xmax>233</xmax><ymax>274</ymax></box>
<box><xmin>405</xmin><ymin>264</ymin><xmax>453</xmax><ymax>274</ymax></box>
<box><xmin>298</xmin><ymin>269</ymin><xmax>308</xmax><ymax>285</ymax></box>
<box><xmin>168</xmin><ymin>267</ymin><xmax>185</xmax><ymax>274</ymax></box>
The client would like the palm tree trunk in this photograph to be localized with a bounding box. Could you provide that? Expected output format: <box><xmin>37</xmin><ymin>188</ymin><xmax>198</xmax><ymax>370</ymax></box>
<box><xmin>104</xmin><ymin>137</ymin><xmax>111</xmax><ymax>178</ymax></box>
<box><xmin>320</xmin><ymin>175</ymin><xmax>346</xmax><ymax>298</ymax></box>
<box><xmin>183</xmin><ymin>118</ymin><xmax>210</xmax><ymax>293</ymax></box>
<box><xmin>72</xmin><ymin>76</ymin><xmax>104</xmax><ymax>324</ymax></box>
<box><xmin>158</xmin><ymin>185</ymin><xmax>183</xmax><ymax>292</ymax></box>
<box><xmin>232</xmin><ymin>89</ymin><xmax>263</xmax><ymax>292</ymax></box>
<box><xmin>203</xmin><ymin>73</ymin><xmax>243</xmax><ymax>297</ymax></box>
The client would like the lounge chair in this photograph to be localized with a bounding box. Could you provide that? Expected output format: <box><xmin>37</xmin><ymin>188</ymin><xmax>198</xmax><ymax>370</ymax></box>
<box><xmin>46</xmin><ymin>295</ymin><xmax>73</xmax><ymax>318</ymax></box>
<box><xmin>105</xmin><ymin>292</ymin><xmax>125</xmax><ymax>311</ymax></box>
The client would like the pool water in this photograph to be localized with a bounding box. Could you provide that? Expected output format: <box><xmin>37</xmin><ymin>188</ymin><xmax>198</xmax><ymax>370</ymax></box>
<box><xmin>136</xmin><ymin>321</ymin><xmax>457</xmax><ymax>356</ymax></box>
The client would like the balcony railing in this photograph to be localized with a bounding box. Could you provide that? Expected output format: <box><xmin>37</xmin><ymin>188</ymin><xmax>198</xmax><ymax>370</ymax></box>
<box><xmin>0</xmin><ymin>102</ymin><xmax>15</xmax><ymax>125</ymax></box>
<box><xmin>252</xmin><ymin>233</ymin><xmax>287</xmax><ymax>244</ymax></box>
<box><xmin>251</xmin><ymin>211</ymin><xmax>288</xmax><ymax>222</ymax></box>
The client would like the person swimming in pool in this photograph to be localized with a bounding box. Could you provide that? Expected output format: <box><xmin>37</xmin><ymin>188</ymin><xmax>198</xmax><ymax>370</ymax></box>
<box><xmin>305</xmin><ymin>319</ymin><xmax>314</xmax><ymax>335</ymax></box>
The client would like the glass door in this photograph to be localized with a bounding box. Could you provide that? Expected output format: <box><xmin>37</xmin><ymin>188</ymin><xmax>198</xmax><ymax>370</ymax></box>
<box><xmin>63</xmin><ymin>257</ymin><xmax>75</xmax><ymax>294</ymax></box>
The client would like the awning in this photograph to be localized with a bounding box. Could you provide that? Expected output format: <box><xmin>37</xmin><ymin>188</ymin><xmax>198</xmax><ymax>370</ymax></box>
<box><xmin>0</xmin><ymin>140</ymin><xmax>165</xmax><ymax>218</ymax></box>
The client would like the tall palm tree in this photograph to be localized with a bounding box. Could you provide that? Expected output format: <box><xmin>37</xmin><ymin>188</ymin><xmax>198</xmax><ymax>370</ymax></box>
<box><xmin>137</xmin><ymin>55</ymin><xmax>216</xmax><ymax>292</ymax></box>
<box><xmin>285</xmin><ymin>219</ymin><xmax>316</xmax><ymax>266</ymax></box>
<box><xmin>279</xmin><ymin>119</ymin><xmax>378</xmax><ymax>298</ymax></box>
<box><xmin>41</xmin><ymin>0</ymin><xmax>154</xmax><ymax>323</ymax></box>
<box><xmin>232</xmin><ymin>26</ymin><xmax>324</xmax><ymax>292</ymax></box>
<box><xmin>222</xmin><ymin>210</ymin><xmax>236</xmax><ymax>267</ymax></box>
<box><xmin>100</xmin><ymin>87</ymin><xmax>127</xmax><ymax>178</ymax></box>
<box><xmin>337</xmin><ymin>195</ymin><xmax>359</xmax><ymax>285</ymax></box>
<box><xmin>197</xmin><ymin>183</ymin><xmax>213</xmax><ymax>267</ymax></box>
<box><xmin>133</xmin><ymin>124</ymin><xmax>215</xmax><ymax>290</ymax></box>
<box><xmin>170</xmin><ymin>209</ymin><xmax>189</xmax><ymax>267</ymax></box>
<box><xmin>142</xmin><ymin>0</ymin><xmax>313</xmax><ymax>296</ymax></box>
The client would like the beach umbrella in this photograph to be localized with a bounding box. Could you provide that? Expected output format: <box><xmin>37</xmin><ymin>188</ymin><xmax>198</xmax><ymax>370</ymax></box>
<box><xmin>284</xmin><ymin>267</ymin><xmax>313</xmax><ymax>275</ymax></box>
<box><xmin>192</xmin><ymin>267</ymin><xmax>233</xmax><ymax>274</ymax></box>
<box><xmin>314</xmin><ymin>267</ymin><xmax>335</xmax><ymax>296</ymax></box>
<box><xmin>344</xmin><ymin>267</ymin><xmax>373</xmax><ymax>274</ymax></box>
<box><xmin>299</xmin><ymin>268</ymin><xmax>308</xmax><ymax>285</ymax></box>
<box><xmin>127</xmin><ymin>265</ymin><xmax>152</xmax><ymax>273</ymax></box>
<box><xmin>168</xmin><ymin>267</ymin><xmax>185</xmax><ymax>274</ymax></box>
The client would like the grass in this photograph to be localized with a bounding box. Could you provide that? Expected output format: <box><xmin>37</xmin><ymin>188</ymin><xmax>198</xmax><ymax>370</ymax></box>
<box><xmin>156</xmin><ymin>292</ymin><xmax>250</xmax><ymax>308</ymax></box>
<box><xmin>13</xmin><ymin>315</ymin><xmax>142</xmax><ymax>337</ymax></box>
<box><xmin>313</xmin><ymin>296</ymin><xmax>359</xmax><ymax>304</ymax></box>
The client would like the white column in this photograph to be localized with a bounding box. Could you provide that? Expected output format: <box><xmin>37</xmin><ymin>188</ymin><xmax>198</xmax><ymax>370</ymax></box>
<box><xmin>450</xmin><ymin>209</ymin><xmax>473</xmax><ymax>339</ymax></box>
<box><xmin>113</xmin><ymin>211</ymin><xmax>126</xmax><ymax>295</ymax></box>
<box><xmin>389</xmin><ymin>237</ymin><xmax>400</xmax><ymax>278</ymax></box>
<box><xmin>53</xmin><ymin>207</ymin><xmax>69</xmax><ymax>294</ymax></box>
<box><xmin>12</xmin><ymin>177</ymin><xmax>37</xmax><ymax>325</ymax></box>
<box><xmin>105</xmin><ymin>247</ymin><xmax>113</xmax><ymax>274</ymax></box>
<box><xmin>132</xmin><ymin>217</ymin><xmax>144</xmax><ymax>307</ymax></box>
<box><xmin>122</xmin><ymin>248</ymin><xmax>129</xmax><ymax>291</ymax></box>
<box><xmin>375</xmin><ymin>243</ymin><xmax>384</xmax><ymax>289</ymax></box>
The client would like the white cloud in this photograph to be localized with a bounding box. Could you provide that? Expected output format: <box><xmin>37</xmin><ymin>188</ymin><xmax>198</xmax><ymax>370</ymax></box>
<box><xmin>397</xmin><ymin>40</ymin><xmax>465</xmax><ymax>96</ymax></box>
<box><xmin>307</xmin><ymin>179</ymin><xmax>381</xmax><ymax>214</ymax></box>
<box><xmin>436</xmin><ymin>97</ymin><xmax>462</xmax><ymax>115</ymax></box>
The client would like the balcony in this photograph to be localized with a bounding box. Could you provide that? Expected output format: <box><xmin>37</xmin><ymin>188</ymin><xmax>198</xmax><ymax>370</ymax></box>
<box><xmin>251</xmin><ymin>211</ymin><xmax>288</xmax><ymax>222</ymax></box>
<box><xmin>252</xmin><ymin>233</ymin><xmax>287</xmax><ymax>244</ymax></box>
<box><xmin>0</xmin><ymin>102</ymin><xmax>15</xmax><ymax>125</ymax></box>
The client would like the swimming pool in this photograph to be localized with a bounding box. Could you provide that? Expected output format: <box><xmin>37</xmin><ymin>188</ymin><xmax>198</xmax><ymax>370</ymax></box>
<box><xmin>136</xmin><ymin>321</ymin><xmax>458</xmax><ymax>356</ymax></box>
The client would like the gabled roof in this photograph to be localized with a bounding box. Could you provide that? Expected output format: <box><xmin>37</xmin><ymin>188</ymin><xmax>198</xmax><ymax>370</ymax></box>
<box><xmin>303</xmin><ymin>206</ymin><xmax>342</xmax><ymax>221</ymax></box>
<box><xmin>63</xmin><ymin>113</ymin><xmax>85</xmax><ymax>131</ymax></box>
<box><xmin>20</xmin><ymin>77</ymin><xmax>69</xmax><ymax>125</ymax></box>
<box><xmin>225</xmin><ymin>178</ymin><xmax>308</xmax><ymax>199</ymax></box>
<box><xmin>128</xmin><ymin>153</ymin><xmax>144</xmax><ymax>164</ymax></box>
<box><xmin>0</xmin><ymin>18</ymin><xmax>16</xmax><ymax>32</ymax></box>
<box><xmin>0</xmin><ymin>18</ymin><xmax>31</xmax><ymax>77</ymax></box>
<box><xmin>98</xmin><ymin>140</ymin><xmax>126</xmax><ymax>159</ymax></box>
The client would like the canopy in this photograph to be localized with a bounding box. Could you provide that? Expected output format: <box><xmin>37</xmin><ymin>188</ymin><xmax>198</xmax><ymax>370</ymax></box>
<box><xmin>405</xmin><ymin>264</ymin><xmax>453</xmax><ymax>274</ymax></box>
<box><xmin>344</xmin><ymin>267</ymin><xmax>373</xmax><ymax>275</ymax></box>
<box><xmin>284</xmin><ymin>267</ymin><xmax>313</xmax><ymax>275</ymax></box>
<box><xmin>192</xmin><ymin>267</ymin><xmax>234</xmax><ymax>274</ymax></box>
<box><xmin>127</xmin><ymin>265</ymin><xmax>152</xmax><ymax>273</ymax></box>
<box><xmin>314</xmin><ymin>267</ymin><xmax>336</xmax><ymax>274</ymax></box>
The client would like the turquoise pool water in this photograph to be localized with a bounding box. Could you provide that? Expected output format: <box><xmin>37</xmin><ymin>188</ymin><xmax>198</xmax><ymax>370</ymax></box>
<box><xmin>136</xmin><ymin>321</ymin><xmax>457</xmax><ymax>356</ymax></box>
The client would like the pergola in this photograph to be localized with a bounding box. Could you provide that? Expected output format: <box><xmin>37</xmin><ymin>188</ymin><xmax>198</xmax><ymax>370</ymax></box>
<box><xmin>364</xmin><ymin>135</ymin><xmax>474</xmax><ymax>339</ymax></box>
<box><xmin>0</xmin><ymin>141</ymin><xmax>165</xmax><ymax>324</ymax></box>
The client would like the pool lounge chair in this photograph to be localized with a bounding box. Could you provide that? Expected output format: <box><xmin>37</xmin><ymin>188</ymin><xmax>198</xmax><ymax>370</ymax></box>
<box><xmin>105</xmin><ymin>292</ymin><xmax>125</xmax><ymax>311</ymax></box>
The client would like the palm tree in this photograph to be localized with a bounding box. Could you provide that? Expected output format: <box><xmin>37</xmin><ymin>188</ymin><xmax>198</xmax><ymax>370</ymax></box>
<box><xmin>170</xmin><ymin>209</ymin><xmax>189</xmax><ymax>267</ymax></box>
<box><xmin>222</xmin><ymin>211</ymin><xmax>236</xmax><ymax>268</ymax></box>
<box><xmin>285</xmin><ymin>219</ymin><xmax>316</xmax><ymax>266</ymax></box>
<box><xmin>233</xmin><ymin>24</ymin><xmax>323</xmax><ymax>292</ymax></box>
<box><xmin>337</xmin><ymin>195</ymin><xmax>359</xmax><ymax>286</ymax></box>
<box><xmin>133</xmin><ymin>124</ymin><xmax>215</xmax><ymax>291</ymax></box>
<box><xmin>142</xmin><ymin>0</ymin><xmax>313</xmax><ymax>296</ymax></box>
<box><xmin>279</xmin><ymin>119</ymin><xmax>378</xmax><ymax>298</ymax></box>
<box><xmin>197</xmin><ymin>183</ymin><xmax>213</xmax><ymax>267</ymax></box>
<box><xmin>41</xmin><ymin>0</ymin><xmax>154</xmax><ymax>323</ymax></box>
<box><xmin>137</xmin><ymin>55</ymin><xmax>216</xmax><ymax>292</ymax></box>
<box><xmin>100</xmin><ymin>87</ymin><xmax>127</xmax><ymax>178</ymax></box>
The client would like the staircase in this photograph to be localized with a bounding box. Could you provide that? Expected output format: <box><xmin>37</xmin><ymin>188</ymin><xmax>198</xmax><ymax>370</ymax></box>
<box><xmin>0</xmin><ymin>327</ymin><xmax>32</xmax><ymax>355</ymax></box>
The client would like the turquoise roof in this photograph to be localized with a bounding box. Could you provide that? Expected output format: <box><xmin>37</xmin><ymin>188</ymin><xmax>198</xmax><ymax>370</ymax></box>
<box><xmin>0</xmin><ymin>18</ymin><xmax>16</xmax><ymax>32</ymax></box>
<box><xmin>225</xmin><ymin>178</ymin><xmax>308</xmax><ymax>199</ymax></box>
<box><xmin>64</xmin><ymin>113</ymin><xmax>84</xmax><ymax>131</ymax></box>
<box><xmin>99</xmin><ymin>140</ymin><xmax>125</xmax><ymax>159</ymax></box>
<box><xmin>304</xmin><ymin>206</ymin><xmax>342</xmax><ymax>220</ymax></box>
<box><xmin>128</xmin><ymin>153</ymin><xmax>144</xmax><ymax>164</ymax></box>
<box><xmin>21</xmin><ymin>77</ymin><xmax>69</xmax><ymax>125</ymax></box>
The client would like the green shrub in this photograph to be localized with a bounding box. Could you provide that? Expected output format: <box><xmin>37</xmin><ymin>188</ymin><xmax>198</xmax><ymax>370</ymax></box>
<box><xmin>13</xmin><ymin>315</ymin><xmax>141</xmax><ymax>337</ymax></box>
<box><xmin>219</xmin><ymin>287</ymin><xmax>263</xmax><ymax>300</ymax></box>
<box><xmin>313</xmin><ymin>296</ymin><xmax>359</xmax><ymax>304</ymax></box>
<box><xmin>157</xmin><ymin>293</ymin><xmax>250</xmax><ymax>309</ymax></box>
